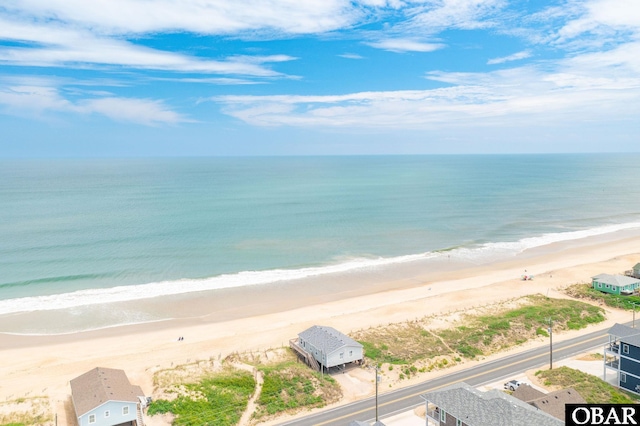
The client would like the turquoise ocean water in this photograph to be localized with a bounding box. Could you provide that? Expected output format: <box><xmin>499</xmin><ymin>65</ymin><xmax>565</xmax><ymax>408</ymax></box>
<box><xmin>1</xmin><ymin>154</ymin><xmax>640</xmax><ymax>322</ymax></box>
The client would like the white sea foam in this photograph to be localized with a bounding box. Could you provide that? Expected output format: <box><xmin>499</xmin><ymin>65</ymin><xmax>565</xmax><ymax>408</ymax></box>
<box><xmin>450</xmin><ymin>222</ymin><xmax>640</xmax><ymax>263</ymax></box>
<box><xmin>1</xmin><ymin>222</ymin><xmax>639</xmax><ymax>316</ymax></box>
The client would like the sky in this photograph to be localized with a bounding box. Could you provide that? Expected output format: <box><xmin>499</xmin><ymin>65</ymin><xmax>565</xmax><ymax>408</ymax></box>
<box><xmin>1</xmin><ymin>0</ymin><xmax>639</xmax><ymax>157</ymax></box>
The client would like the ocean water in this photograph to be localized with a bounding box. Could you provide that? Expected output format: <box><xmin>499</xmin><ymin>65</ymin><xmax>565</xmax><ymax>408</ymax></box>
<box><xmin>1</xmin><ymin>154</ymin><xmax>640</xmax><ymax>324</ymax></box>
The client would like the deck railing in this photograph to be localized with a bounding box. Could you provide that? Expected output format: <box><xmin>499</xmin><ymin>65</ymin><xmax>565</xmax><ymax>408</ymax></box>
<box><xmin>605</xmin><ymin>359</ymin><xmax>620</xmax><ymax>369</ymax></box>
<box><xmin>289</xmin><ymin>338</ymin><xmax>321</xmax><ymax>372</ymax></box>
<box><xmin>606</xmin><ymin>343</ymin><xmax>620</xmax><ymax>354</ymax></box>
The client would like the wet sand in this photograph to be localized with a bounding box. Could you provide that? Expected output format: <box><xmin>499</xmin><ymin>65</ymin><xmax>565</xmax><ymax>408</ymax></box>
<box><xmin>1</xmin><ymin>231</ymin><xmax>639</xmax><ymax>424</ymax></box>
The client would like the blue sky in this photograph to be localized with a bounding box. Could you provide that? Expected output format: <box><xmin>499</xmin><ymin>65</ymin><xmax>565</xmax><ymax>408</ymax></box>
<box><xmin>1</xmin><ymin>0</ymin><xmax>639</xmax><ymax>157</ymax></box>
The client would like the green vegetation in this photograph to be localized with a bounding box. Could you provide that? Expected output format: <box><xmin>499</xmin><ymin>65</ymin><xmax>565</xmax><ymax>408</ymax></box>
<box><xmin>356</xmin><ymin>322</ymin><xmax>449</xmax><ymax>366</ymax></box>
<box><xmin>0</xmin><ymin>397</ymin><xmax>51</xmax><ymax>426</ymax></box>
<box><xmin>355</xmin><ymin>295</ymin><xmax>605</xmax><ymax>370</ymax></box>
<box><xmin>565</xmin><ymin>283</ymin><xmax>640</xmax><ymax>310</ymax></box>
<box><xmin>148</xmin><ymin>368</ymin><xmax>255</xmax><ymax>426</ymax></box>
<box><xmin>440</xmin><ymin>295</ymin><xmax>604</xmax><ymax>356</ymax></box>
<box><xmin>148</xmin><ymin>350</ymin><xmax>342</xmax><ymax>425</ymax></box>
<box><xmin>145</xmin><ymin>294</ymin><xmax>608</xmax><ymax>424</ymax></box>
<box><xmin>253</xmin><ymin>361</ymin><xmax>340</xmax><ymax>420</ymax></box>
<box><xmin>536</xmin><ymin>366</ymin><xmax>638</xmax><ymax>404</ymax></box>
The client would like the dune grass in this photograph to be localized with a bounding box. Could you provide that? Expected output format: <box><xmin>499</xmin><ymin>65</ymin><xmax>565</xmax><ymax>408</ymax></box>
<box><xmin>536</xmin><ymin>366</ymin><xmax>638</xmax><ymax>404</ymax></box>
<box><xmin>147</xmin><ymin>368</ymin><xmax>255</xmax><ymax>426</ymax></box>
<box><xmin>356</xmin><ymin>295</ymin><xmax>605</xmax><ymax>368</ymax></box>
<box><xmin>252</xmin><ymin>361</ymin><xmax>340</xmax><ymax>420</ymax></box>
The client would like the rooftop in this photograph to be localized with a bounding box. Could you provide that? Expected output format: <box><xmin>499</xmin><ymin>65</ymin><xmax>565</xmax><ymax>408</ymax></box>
<box><xmin>592</xmin><ymin>273</ymin><xmax>640</xmax><ymax>287</ymax></box>
<box><xmin>70</xmin><ymin>367</ymin><xmax>144</xmax><ymax>417</ymax></box>
<box><xmin>609</xmin><ymin>323</ymin><xmax>640</xmax><ymax>347</ymax></box>
<box><xmin>299</xmin><ymin>325</ymin><xmax>363</xmax><ymax>354</ymax></box>
<box><xmin>421</xmin><ymin>382</ymin><xmax>562</xmax><ymax>426</ymax></box>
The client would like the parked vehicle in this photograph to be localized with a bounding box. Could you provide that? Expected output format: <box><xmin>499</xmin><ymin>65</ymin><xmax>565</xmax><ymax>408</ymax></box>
<box><xmin>504</xmin><ymin>379</ymin><xmax>524</xmax><ymax>391</ymax></box>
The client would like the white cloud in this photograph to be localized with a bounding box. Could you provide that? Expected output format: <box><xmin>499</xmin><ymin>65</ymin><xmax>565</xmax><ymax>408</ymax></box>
<box><xmin>487</xmin><ymin>50</ymin><xmax>532</xmax><ymax>65</ymax></box>
<box><xmin>402</xmin><ymin>0</ymin><xmax>506</xmax><ymax>32</ymax></box>
<box><xmin>0</xmin><ymin>81</ymin><xmax>189</xmax><ymax>125</ymax></box>
<box><xmin>361</xmin><ymin>0</ymin><xmax>506</xmax><ymax>53</ymax></box>
<box><xmin>339</xmin><ymin>53</ymin><xmax>365</xmax><ymax>59</ymax></box>
<box><xmin>212</xmin><ymin>48</ymin><xmax>640</xmax><ymax>129</ymax></box>
<box><xmin>154</xmin><ymin>77</ymin><xmax>263</xmax><ymax>85</ymax></box>
<box><xmin>552</xmin><ymin>0</ymin><xmax>640</xmax><ymax>47</ymax></box>
<box><xmin>7</xmin><ymin>0</ymin><xmax>362</xmax><ymax>35</ymax></box>
<box><xmin>80</xmin><ymin>98</ymin><xmax>189</xmax><ymax>125</ymax></box>
<box><xmin>0</xmin><ymin>18</ymin><xmax>293</xmax><ymax>76</ymax></box>
<box><xmin>366</xmin><ymin>38</ymin><xmax>445</xmax><ymax>52</ymax></box>
<box><xmin>0</xmin><ymin>85</ymin><xmax>74</xmax><ymax>114</ymax></box>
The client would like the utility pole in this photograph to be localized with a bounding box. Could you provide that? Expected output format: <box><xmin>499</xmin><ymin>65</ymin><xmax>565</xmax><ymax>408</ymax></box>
<box><xmin>375</xmin><ymin>365</ymin><xmax>380</xmax><ymax>422</ymax></box>
<box><xmin>547</xmin><ymin>318</ymin><xmax>553</xmax><ymax>370</ymax></box>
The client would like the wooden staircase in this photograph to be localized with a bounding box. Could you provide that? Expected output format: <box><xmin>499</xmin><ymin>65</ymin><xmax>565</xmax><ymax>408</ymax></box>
<box><xmin>289</xmin><ymin>338</ymin><xmax>321</xmax><ymax>372</ymax></box>
<box><xmin>136</xmin><ymin>404</ymin><xmax>145</xmax><ymax>426</ymax></box>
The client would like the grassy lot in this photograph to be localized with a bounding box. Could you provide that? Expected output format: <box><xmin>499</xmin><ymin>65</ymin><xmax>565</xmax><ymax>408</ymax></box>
<box><xmin>354</xmin><ymin>295</ymin><xmax>605</xmax><ymax>375</ymax></box>
<box><xmin>0</xmin><ymin>397</ymin><xmax>51</xmax><ymax>426</ymax></box>
<box><xmin>148</xmin><ymin>350</ymin><xmax>342</xmax><ymax>425</ymax></box>
<box><xmin>148</xmin><ymin>368</ymin><xmax>255</xmax><ymax>426</ymax></box>
<box><xmin>252</xmin><ymin>361</ymin><xmax>341</xmax><ymax>421</ymax></box>
<box><xmin>536</xmin><ymin>366</ymin><xmax>638</xmax><ymax>404</ymax></box>
<box><xmin>565</xmin><ymin>283</ymin><xmax>640</xmax><ymax>310</ymax></box>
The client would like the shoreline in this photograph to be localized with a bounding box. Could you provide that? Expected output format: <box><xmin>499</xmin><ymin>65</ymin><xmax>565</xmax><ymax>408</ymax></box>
<box><xmin>3</xmin><ymin>227</ymin><xmax>640</xmax><ymax>337</ymax></box>
<box><xmin>1</xmin><ymin>232</ymin><xmax>639</xmax><ymax>424</ymax></box>
<box><xmin>2</xmin><ymin>222</ymin><xmax>639</xmax><ymax>332</ymax></box>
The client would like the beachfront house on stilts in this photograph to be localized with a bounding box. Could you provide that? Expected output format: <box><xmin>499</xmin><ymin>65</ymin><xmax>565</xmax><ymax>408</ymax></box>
<box><xmin>70</xmin><ymin>367</ymin><xmax>148</xmax><ymax>426</ymax></box>
<box><xmin>290</xmin><ymin>325</ymin><xmax>364</xmax><ymax>373</ymax></box>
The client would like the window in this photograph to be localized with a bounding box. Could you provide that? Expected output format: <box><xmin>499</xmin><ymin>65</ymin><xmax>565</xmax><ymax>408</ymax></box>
<box><xmin>105</xmin><ymin>410</ymin><xmax>110</xmax><ymax>417</ymax></box>
<box><xmin>623</xmin><ymin>344</ymin><xmax>629</xmax><ymax>354</ymax></box>
<box><xmin>441</xmin><ymin>409</ymin><xmax>446</xmax><ymax>422</ymax></box>
<box><xmin>88</xmin><ymin>414</ymin><xmax>96</xmax><ymax>424</ymax></box>
<box><xmin>349</xmin><ymin>350</ymin><xmax>353</xmax><ymax>356</ymax></box>
<box><xmin>457</xmin><ymin>419</ymin><xmax>463</xmax><ymax>426</ymax></box>
<box><xmin>606</xmin><ymin>284</ymin><xmax>610</xmax><ymax>288</ymax></box>
<box><xmin>340</xmin><ymin>352</ymin><xmax>344</xmax><ymax>359</ymax></box>
<box><xmin>123</xmin><ymin>406</ymin><xmax>129</xmax><ymax>415</ymax></box>
<box><xmin>621</xmin><ymin>373</ymin><xmax>627</xmax><ymax>383</ymax></box>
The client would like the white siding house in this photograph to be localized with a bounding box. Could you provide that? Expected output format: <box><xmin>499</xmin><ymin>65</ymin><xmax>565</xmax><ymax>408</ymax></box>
<box><xmin>71</xmin><ymin>367</ymin><xmax>146</xmax><ymax>426</ymax></box>
<box><xmin>298</xmin><ymin>325</ymin><xmax>364</xmax><ymax>369</ymax></box>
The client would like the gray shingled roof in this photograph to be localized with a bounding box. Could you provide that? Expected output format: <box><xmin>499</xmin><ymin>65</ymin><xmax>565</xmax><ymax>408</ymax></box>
<box><xmin>299</xmin><ymin>325</ymin><xmax>363</xmax><ymax>354</ymax></box>
<box><xmin>70</xmin><ymin>367</ymin><xmax>144</xmax><ymax>417</ymax></box>
<box><xmin>592</xmin><ymin>273</ymin><xmax>640</xmax><ymax>287</ymax></box>
<box><xmin>609</xmin><ymin>323</ymin><xmax>640</xmax><ymax>347</ymax></box>
<box><xmin>421</xmin><ymin>382</ymin><xmax>562</xmax><ymax>426</ymax></box>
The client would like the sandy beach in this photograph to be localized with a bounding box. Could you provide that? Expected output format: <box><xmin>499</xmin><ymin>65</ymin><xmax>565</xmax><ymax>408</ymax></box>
<box><xmin>1</xmin><ymin>231</ymin><xmax>640</xmax><ymax>425</ymax></box>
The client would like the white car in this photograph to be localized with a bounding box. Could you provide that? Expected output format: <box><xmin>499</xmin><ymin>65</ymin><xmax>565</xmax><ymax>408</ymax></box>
<box><xmin>504</xmin><ymin>379</ymin><xmax>524</xmax><ymax>391</ymax></box>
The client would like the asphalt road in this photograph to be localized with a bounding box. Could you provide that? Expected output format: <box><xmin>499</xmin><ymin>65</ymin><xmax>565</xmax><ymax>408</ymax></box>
<box><xmin>278</xmin><ymin>323</ymin><xmax>619</xmax><ymax>426</ymax></box>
